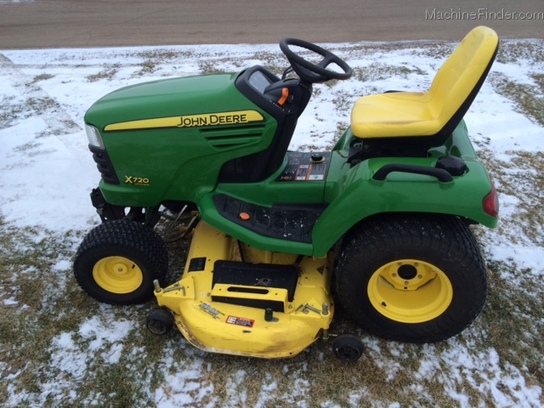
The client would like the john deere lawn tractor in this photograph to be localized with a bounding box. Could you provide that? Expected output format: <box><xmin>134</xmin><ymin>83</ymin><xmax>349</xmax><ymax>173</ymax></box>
<box><xmin>74</xmin><ymin>26</ymin><xmax>499</xmax><ymax>361</ymax></box>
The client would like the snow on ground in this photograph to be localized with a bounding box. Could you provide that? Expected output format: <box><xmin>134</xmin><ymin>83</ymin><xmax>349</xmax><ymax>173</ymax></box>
<box><xmin>1</xmin><ymin>39</ymin><xmax>543</xmax><ymax>407</ymax></box>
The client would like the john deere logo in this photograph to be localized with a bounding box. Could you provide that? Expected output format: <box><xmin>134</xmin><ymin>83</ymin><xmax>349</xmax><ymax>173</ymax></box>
<box><xmin>177</xmin><ymin>111</ymin><xmax>264</xmax><ymax>128</ymax></box>
<box><xmin>104</xmin><ymin>110</ymin><xmax>264</xmax><ymax>132</ymax></box>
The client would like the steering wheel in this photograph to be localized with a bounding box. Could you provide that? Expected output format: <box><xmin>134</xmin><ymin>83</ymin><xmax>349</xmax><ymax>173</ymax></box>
<box><xmin>279</xmin><ymin>38</ymin><xmax>353</xmax><ymax>84</ymax></box>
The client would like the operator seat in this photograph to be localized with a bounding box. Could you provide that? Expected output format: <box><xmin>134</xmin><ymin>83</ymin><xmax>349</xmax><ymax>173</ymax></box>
<box><xmin>350</xmin><ymin>26</ymin><xmax>499</xmax><ymax>147</ymax></box>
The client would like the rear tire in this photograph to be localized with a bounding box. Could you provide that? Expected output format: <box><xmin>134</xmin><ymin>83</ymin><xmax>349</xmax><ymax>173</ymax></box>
<box><xmin>74</xmin><ymin>220</ymin><xmax>168</xmax><ymax>304</ymax></box>
<box><xmin>335</xmin><ymin>214</ymin><xmax>487</xmax><ymax>343</ymax></box>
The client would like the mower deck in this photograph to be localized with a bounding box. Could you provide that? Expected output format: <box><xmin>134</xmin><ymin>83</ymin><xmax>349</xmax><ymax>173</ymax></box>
<box><xmin>154</xmin><ymin>221</ymin><xmax>334</xmax><ymax>358</ymax></box>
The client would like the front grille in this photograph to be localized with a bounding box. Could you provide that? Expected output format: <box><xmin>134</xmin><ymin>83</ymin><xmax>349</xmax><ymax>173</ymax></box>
<box><xmin>89</xmin><ymin>145</ymin><xmax>119</xmax><ymax>184</ymax></box>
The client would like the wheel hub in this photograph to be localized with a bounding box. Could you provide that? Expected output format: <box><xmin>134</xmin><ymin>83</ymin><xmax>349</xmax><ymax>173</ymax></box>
<box><xmin>92</xmin><ymin>256</ymin><xmax>144</xmax><ymax>294</ymax></box>
<box><xmin>367</xmin><ymin>259</ymin><xmax>453</xmax><ymax>323</ymax></box>
<box><xmin>114</xmin><ymin>263</ymin><xmax>128</xmax><ymax>274</ymax></box>
<box><xmin>397</xmin><ymin>264</ymin><xmax>418</xmax><ymax>280</ymax></box>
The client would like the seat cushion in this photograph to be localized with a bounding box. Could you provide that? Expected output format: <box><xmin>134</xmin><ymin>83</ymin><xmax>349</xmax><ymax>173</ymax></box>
<box><xmin>351</xmin><ymin>91</ymin><xmax>441</xmax><ymax>138</ymax></box>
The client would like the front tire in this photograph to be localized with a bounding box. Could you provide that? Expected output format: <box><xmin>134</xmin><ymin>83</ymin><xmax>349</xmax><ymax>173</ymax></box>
<box><xmin>74</xmin><ymin>220</ymin><xmax>168</xmax><ymax>304</ymax></box>
<box><xmin>335</xmin><ymin>215</ymin><xmax>487</xmax><ymax>343</ymax></box>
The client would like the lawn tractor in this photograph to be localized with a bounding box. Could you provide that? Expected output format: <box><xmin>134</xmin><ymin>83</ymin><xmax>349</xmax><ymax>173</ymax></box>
<box><xmin>74</xmin><ymin>26</ymin><xmax>499</xmax><ymax>361</ymax></box>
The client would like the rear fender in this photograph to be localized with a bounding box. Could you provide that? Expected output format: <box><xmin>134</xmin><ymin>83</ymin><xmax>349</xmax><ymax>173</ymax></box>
<box><xmin>311</xmin><ymin>157</ymin><xmax>497</xmax><ymax>257</ymax></box>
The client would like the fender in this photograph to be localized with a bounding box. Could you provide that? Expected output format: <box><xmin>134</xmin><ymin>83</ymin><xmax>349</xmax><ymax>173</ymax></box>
<box><xmin>311</xmin><ymin>124</ymin><xmax>497</xmax><ymax>257</ymax></box>
<box><xmin>312</xmin><ymin>157</ymin><xmax>496</xmax><ymax>256</ymax></box>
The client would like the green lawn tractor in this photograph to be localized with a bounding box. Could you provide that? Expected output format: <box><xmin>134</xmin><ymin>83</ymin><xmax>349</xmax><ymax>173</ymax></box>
<box><xmin>74</xmin><ymin>26</ymin><xmax>499</xmax><ymax>361</ymax></box>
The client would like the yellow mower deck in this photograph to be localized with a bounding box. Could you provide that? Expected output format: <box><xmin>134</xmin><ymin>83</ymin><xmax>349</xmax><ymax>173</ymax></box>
<box><xmin>154</xmin><ymin>221</ymin><xmax>334</xmax><ymax>358</ymax></box>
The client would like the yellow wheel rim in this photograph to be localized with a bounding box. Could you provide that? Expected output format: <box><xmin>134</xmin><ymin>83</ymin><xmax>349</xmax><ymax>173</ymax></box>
<box><xmin>367</xmin><ymin>259</ymin><xmax>453</xmax><ymax>323</ymax></box>
<box><xmin>92</xmin><ymin>256</ymin><xmax>144</xmax><ymax>294</ymax></box>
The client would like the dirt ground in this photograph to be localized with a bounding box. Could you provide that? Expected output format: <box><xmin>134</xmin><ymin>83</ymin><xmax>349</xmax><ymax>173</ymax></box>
<box><xmin>0</xmin><ymin>0</ymin><xmax>542</xmax><ymax>49</ymax></box>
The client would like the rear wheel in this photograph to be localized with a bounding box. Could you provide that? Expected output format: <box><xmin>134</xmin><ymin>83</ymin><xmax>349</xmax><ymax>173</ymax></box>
<box><xmin>335</xmin><ymin>215</ymin><xmax>487</xmax><ymax>343</ymax></box>
<box><xmin>74</xmin><ymin>220</ymin><xmax>168</xmax><ymax>304</ymax></box>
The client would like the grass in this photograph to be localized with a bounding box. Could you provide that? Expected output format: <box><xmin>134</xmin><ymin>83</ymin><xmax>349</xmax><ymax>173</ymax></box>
<box><xmin>484</xmin><ymin>259</ymin><xmax>544</xmax><ymax>390</ymax></box>
<box><xmin>1</xmin><ymin>39</ymin><xmax>543</xmax><ymax>407</ymax></box>
<box><xmin>491</xmin><ymin>72</ymin><xmax>544</xmax><ymax>127</ymax></box>
<box><xmin>475</xmin><ymin>147</ymin><xmax>544</xmax><ymax>246</ymax></box>
<box><xmin>31</xmin><ymin>73</ymin><xmax>55</xmax><ymax>83</ymax></box>
<box><xmin>491</xmin><ymin>41</ymin><xmax>544</xmax><ymax>128</ymax></box>
<box><xmin>352</xmin><ymin>63</ymin><xmax>426</xmax><ymax>83</ymax></box>
<box><xmin>87</xmin><ymin>65</ymin><xmax>120</xmax><ymax>82</ymax></box>
<box><xmin>0</xmin><ymin>96</ymin><xmax>32</xmax><ymax>129</ymax></box>
<box><xmin>198</xmin><ymin>60</ymin><xmax>229</xmax><ymax>75</ymax></box>
<box><xmin>495</xmin><ymin>41</ymin><xmax>544</xmax><ymax>65</ymax></box>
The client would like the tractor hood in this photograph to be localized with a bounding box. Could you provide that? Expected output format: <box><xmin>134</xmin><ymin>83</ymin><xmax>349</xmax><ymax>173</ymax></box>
<box><xmin>84</xmin><ymin>72</ymin><xmax>250</xmax><ymax>130</ymax></box>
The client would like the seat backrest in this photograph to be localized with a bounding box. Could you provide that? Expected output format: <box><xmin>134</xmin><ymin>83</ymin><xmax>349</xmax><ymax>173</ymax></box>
<box><xmin>429</xmin><ymin>26</ymin><xmax>499</xmax><ymax>137</ymax></box>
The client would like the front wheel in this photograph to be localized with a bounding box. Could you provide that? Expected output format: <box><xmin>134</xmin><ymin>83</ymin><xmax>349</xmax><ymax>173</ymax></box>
<box><xmin>74</xmin><ymin>220</ymin><xmax>168</xmax><ymax>304</ymax></box>
<box><xmin>335</xmin><ymin>215</ymin><xmax>487</xmax><ymax>343</ymax></box>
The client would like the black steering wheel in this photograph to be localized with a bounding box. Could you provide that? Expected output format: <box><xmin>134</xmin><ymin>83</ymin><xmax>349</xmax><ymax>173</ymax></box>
<box><xmin>279</xmin><ymin>38</ymin><xmax>353</xmax><ymax>84</ymax></box>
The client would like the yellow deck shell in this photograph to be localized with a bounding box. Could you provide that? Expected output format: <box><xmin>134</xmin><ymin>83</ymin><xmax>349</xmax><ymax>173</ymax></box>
<box><xmin>155</xmin><ymin>221</ymin><xmax>334</xmax><ymax>358</ymax></box>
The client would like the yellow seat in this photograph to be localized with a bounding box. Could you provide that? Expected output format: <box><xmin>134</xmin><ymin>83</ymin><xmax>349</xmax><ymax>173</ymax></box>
<box><xmin>351</xmin><ymin>26</ymin><xmax>499</xmax><ymax>141</ymax></box>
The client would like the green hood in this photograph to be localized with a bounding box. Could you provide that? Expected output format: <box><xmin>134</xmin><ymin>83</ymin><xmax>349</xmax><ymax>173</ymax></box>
<box><xmin>84</xmin><ymin>73</ymin><xmax>243</xmax><ymax>130</ymax></box>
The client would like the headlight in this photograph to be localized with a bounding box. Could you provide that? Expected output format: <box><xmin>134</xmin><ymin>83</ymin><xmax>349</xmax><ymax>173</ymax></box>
<box><xmin>85</xmin><ymin>124</ymin><xmax>104</xmax><ymax>149</ymax></box>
